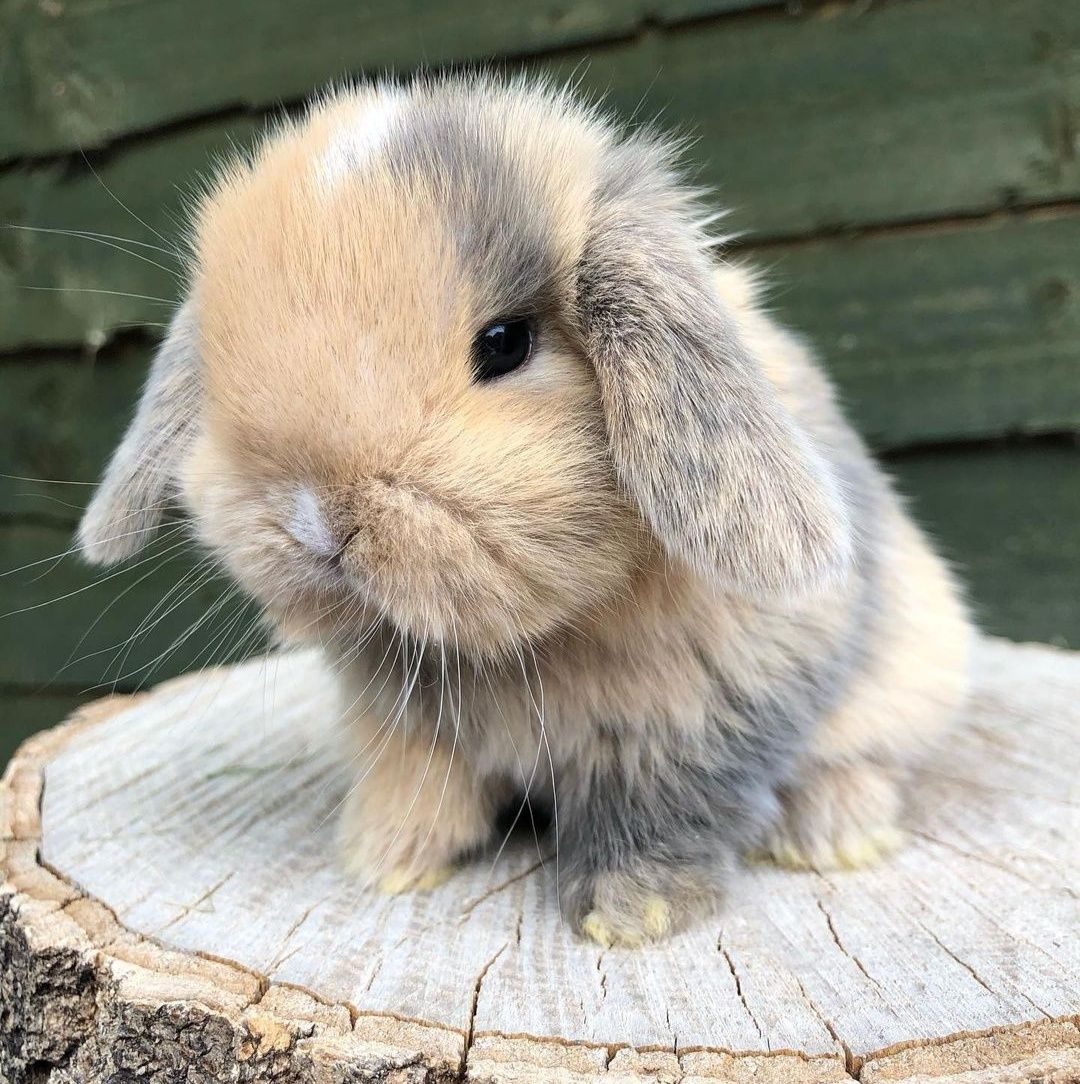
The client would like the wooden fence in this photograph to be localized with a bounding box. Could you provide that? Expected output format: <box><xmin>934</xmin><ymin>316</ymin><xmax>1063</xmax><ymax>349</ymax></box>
<box><xmin>2</xmin><ymin>0</ymin><xmax>1078</xmax><ymax>762</ymax></box>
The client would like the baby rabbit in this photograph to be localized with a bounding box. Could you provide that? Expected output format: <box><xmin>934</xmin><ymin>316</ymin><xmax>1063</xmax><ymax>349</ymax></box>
<box><xmin>79</xmin><ymin>75</ymin><xmax>971</xmax><ymax>947</ymax></box>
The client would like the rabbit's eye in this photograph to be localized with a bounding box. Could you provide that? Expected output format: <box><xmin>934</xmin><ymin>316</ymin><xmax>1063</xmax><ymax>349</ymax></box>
<box><xmin>472</xmin><ymin>318</ymin><xmax>533</xmax><ymax>381</ymax></box>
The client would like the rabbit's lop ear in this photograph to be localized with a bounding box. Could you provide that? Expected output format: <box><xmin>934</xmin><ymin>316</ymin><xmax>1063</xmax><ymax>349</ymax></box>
<box><xmin>577</xmin><ymin>142</ymin><xmax>851</xmax><ymax>599</ymax></box>
<box><xmin>78</xmin><ymin>300</ymin><xmax>200</xmax><ymax>565</ymax></box>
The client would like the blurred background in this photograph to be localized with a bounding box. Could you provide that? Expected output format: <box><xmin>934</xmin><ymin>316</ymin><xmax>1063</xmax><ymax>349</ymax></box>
<box><xmin>2</xmin><ymin>0</ymin><xmax>1078</xmax><ymax>765</ymax></box>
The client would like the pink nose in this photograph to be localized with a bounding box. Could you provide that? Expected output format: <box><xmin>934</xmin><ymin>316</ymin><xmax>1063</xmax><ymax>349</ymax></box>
<box><xmin>285</xmin><ymin>487</ymin><xmax>340</xmax><ymax>558</ymax></box>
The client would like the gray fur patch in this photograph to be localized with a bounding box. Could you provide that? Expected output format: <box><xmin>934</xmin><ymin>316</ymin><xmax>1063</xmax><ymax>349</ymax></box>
<box><xmin>558</xmin><ymin>455</ymin><xmax>887</xmax><ymax>926</ymax></box>
<box><xmin>558</xmin><ymin>630</ymin><xmax>841</xmax><ymax>925</ymax></box>
<box><xmin>381</xmin><ymin>92</ymin><xmax>559</xmax><ymax>322</ymax></box>
<box><xmin>78</xmin><ymin>301</ymin><xmax>201</xmax><ymax>564</ymax></box>
<box><xmin>576</xmin><ymin>136</ymin><xmax>852</xmax><ymax>599</ymax></box>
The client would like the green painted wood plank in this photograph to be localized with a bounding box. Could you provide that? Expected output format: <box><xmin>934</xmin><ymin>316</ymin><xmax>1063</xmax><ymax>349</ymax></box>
<box><xmin>2</xmin><ymin>212</ymin><xmax>1078</xmax><ymax>454</ymax></box>
<box><xmin>0</xmin><ymin>117</ymin><xmax>252</xmax><ymax>351</ymax></box>
<box><xmin>0</xmin><ymin>342</ymin><xmax>153</xmax><ymax>517</ymax></box>
<box><xmin>0</xmin><ymin>690</ymin><xmax>85</xmax><ymax>768</ymax></box>
<box><xmin>3</xmin><ymin>0</ymin><xmax>1079</xmax><ymax>351</ymax></box>
<box><xmin>1</xmin><ymin>0</ymin><xmax>1076</xmax><ymax>229</ymax></box>
<box><xmin>768</xmin><ymin>211</ymin><xmax>1080</xmax><ymax>450</ymax></box>
<box><xmin>540</xmin><ymin>0</ymin><xmax>1080</xmax><ymax>235</ymax></box>
<box><xmin>889</xmin><ymin>439</ymin><xmax>1080</xmax><ymax>650</ymax></box>
<box><xmin>0</xmin><ymin>0</ymin><xmax>769</xmax><ymax>161</ymax></box>
<box><xmin>0</xmin><ymin>522</ymin><xmax>262</xmax><ymax>689</ymax></box>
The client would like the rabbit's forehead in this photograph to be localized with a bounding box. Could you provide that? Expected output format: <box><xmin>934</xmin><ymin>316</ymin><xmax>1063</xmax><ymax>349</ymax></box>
<box><xmin>198</xmin><ymin>87</ymin><xmax>604</xmax><ymax>324</ymax></box>
<box><xmin>314</xmin><ymin>92</ymin><xmax>405</xmax><ymax>190</ymax></box>
<box><xmin>308</xmin><ymin>85</ymin><xmax>605</xmax><ymax>298</ymax></box>
<box><xmin>313</xmin><ymin>83</ymin><xmax>605</xmax><ymax>197</ymax></box>
<box><xmin>192</xmin><ymin>85</ymin><xmax>607</xmax><ymax>430</ymax></box>
<box><xmin>316</xmin><ymin>87</ymin><xmax>598</xmax><ymax>301</ymax></box>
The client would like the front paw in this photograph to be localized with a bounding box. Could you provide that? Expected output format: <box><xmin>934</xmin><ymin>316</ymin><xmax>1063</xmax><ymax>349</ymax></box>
<box><xmin>375</xmin><ymin>863</ymin><xmax>453</xmax><ymax>895</ymax></box>
<box><xmin>752</xmin><ymin>760</ymin><xmax>905</xmax><ymax>871</ymax></box>
<box><xmin>570</xmin><ymin>868</ymin><xmax>715</xmax><ymax>948</ymax></box>
<box><xmin>336</xmin><ymin>767</ymin><xmax>492</xmax><ymax>892</ymax></box>
<box><xmin>337</xmin><ymin>791</ymin><xmax>458</xmax><ymax>891</ymax></box>
<box><xmin>580</xmin><ymin>895</ymin><xmax>673</xmax><ymax>948</ymax></box>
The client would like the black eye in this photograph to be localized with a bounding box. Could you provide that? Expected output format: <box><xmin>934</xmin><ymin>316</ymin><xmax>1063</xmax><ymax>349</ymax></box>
<box><xmin>472</xmin><ymin>318</ymin><xmax>533</xmax><ymax>381</ymax></box>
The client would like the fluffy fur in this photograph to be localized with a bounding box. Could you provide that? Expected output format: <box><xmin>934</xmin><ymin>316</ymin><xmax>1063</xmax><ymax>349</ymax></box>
<box><xmin>79</xmin><ymin>75</ymin><xmax>972</xmax><ymax>946</ymax></box>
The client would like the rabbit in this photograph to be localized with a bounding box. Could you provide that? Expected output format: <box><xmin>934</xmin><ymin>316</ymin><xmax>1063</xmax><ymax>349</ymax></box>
<box><xmin>78</xmin><ymin>74</ymin><xmax>972</xmax><ymax>947</ymax></box>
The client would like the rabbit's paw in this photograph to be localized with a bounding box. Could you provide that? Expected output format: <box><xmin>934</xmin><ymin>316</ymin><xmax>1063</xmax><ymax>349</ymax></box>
<box><xmin>336</xmin><ymin>747</ymin><xmax>493</xmax><ymax>892</ymax></box>
<box><xmin>376</xmin><ymin>863</ymin><xmax>453</xmax><ymax>895</ymax></box>
<box><xmin>571</xmin><ymin>867</ymin><xmax>713</xmax><ymax>947</ymax></box>
<box><xmin>338</xmin><ymin>791</ymin><xmax>475</xmax><ymax>892</ymax></box>
<box><xmin>755</xmin><ymin>823</ymin><xmax>905</xmax><ymax>871</ymax></box>
<box><xmin>753</xmin><ymin>760</ymin><xmax>905</xmax><ymax>871</ymax></box>
<box><xmin>580</xmin><ymin>895</ymin><xmax>673</xmax><ymax>948</ymax></box>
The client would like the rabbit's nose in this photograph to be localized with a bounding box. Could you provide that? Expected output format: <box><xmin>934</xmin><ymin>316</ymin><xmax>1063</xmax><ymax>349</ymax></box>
<box><xmin>285</xmin><ymin>486</ymin><xmax>336</xmax><ymax>556</ymax></box>
<box><xmin>285</xmin><ymin>486</ymin><xmax>356</xmax><ymax>564</ymax></box>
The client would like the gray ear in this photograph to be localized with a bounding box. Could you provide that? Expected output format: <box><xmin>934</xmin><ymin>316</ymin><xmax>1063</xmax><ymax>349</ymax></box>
<box><xmin>577</xmin><ymin>142</ymin><xmax>851</xmax><ymax>599</ymax></box>
<box><xmin>78</xmin><ymin>300</ymin><xmax>200</xmax><ymax>565</ymax></box>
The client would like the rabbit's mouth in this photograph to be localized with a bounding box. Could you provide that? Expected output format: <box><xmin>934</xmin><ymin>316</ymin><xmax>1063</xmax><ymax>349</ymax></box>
<box><xmin>248</xmin><ymin>473</ymin><xmax>605</xmax><ymax>658</ymax></box>
<box><xmin>182</xmin><ymin>402</ymin><xmax>642</xmax><ymax>661</ymax></box>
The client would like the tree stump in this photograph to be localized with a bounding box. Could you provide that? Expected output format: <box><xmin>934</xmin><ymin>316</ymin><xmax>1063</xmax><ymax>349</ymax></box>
<box><xmin>2</xmin><ymin>638</ymin><xmax>1078</xmax><ymax>1083</ymax></box>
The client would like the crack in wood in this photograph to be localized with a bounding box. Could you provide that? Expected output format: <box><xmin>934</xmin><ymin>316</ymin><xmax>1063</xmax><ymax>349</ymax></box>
<box><xmin>915</xmin><ymin>919</ymin><xmax>1053</xmax><ymax>1022</ymax></box>
<box><xmin>814</xmin><ymin>894</ymin><xmax>887</xmax><ymax>1000</ymax></box>
<box><xmin>717</xmin><ymin>932</ymin><xmax>765</xmax><ymax>1047</ymax></box>
<box><xmin>151</xmin><ymin>870</ymin><xmax>235</xmax><ymax>935</ymax></box>
<box><xmin>938</xmin><ymin>871</ymin><xmax>1079</xmax><ymax>985</ymax></box>
<box><xmin>456</xmin><ymin>857</ymin><xmax>546</xmax><ymax>920</ymax></box>
<box><xmin>363</xmin><ymin>955</ymin><xmax>384</xmax><ymax>995</ymax></box>
<box><xmin>912</xmin><ymin>829</ymin><xmax>1080</xmax><ymax>900</ymax></box>
<box><xmin>790</xmin><ymin>974</ymin><xmax>859</xmax><ymax>1080</ymax></box>
<box><xmin>595</xmin><ymin>949</ymin><xmax>608</xmax><ymax>1004</ymax></box>
<box><xmin>463</xmin><ymin>941</ymin><xmax>510</xmax><ymax>1069</ymax></box>
<box><xmin>736</xmin><ymin>196</ymin><xmax>1080</xmax><ymax>254</ymax></box>
<box><xmin>667</xmin><ymin>1005</ymin><xmax>678</xmax><ymax>1060</ymax></box>
<box><xmin>265</xmin><ymin>894</ymin><xmax>330</xmax><ymax>974</ymax></box>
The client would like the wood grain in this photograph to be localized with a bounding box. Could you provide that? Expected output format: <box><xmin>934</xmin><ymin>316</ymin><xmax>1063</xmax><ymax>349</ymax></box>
<box><xmin>0</xmin><ymin>0</ymin><xmax>770</xmax><ymax>162</ymax></box>
<box><xmin>544</xmin><ymin>0</ymin><xmax>1080</xmax><ymax>234</ymax></box>
<box><xmin>0</xmin><ymin>117</ymin><xmax>240</xmax><ymax>352</ymax></box>
<box><xmin>3</xmin><ymin>0</ymin><xmax>1076</xmax><ymax>234</ymax></box>
<box><xmin>0</xmin><ymin>340</ymin><xmax>150</xmax><ymax>515</ymax></box>
<box><xmin>764</xmin><ymin>212</ymin><xmax>1080</xmax><ymax>450</ymax></box>
<box><xmin>890</xmin><ymin>439</ymin><xmax>1080</xmax><ymax>650</ymax></box>
<box><xmin>0</xmin><ymin>636</ymin><xmax>1073</xmax><ymax>1081</ymax></box>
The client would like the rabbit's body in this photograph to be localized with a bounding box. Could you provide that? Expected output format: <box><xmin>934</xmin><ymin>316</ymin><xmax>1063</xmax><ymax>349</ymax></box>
<box><xmin>79</xmin><ymin>77</ymin><xmax>971</xmax><ymax>945</ymax></box>
<box><xmin>336</xmin><ymin>264</ymin><xmax>970</xmax><ymax>944</ymax></box>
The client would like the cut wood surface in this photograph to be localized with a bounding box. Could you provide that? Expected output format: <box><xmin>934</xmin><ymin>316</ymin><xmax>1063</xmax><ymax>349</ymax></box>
<box><xmin>1</xmin><ymin>637</ymin><xmax>1077</xmax><ymax>1081</ymax></box>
